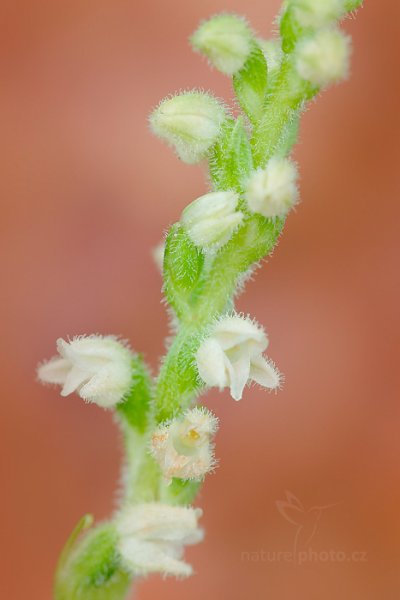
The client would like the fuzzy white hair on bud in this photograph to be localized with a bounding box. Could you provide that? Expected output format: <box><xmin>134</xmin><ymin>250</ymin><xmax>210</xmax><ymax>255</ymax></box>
<box><xmin>196</xmin><ymin>315</ymin><xmax>282</xmax><ymax>401</ymax></box>
<box><xmin>245</xmin><ymin>158</ymin><xmax>299</xmax><ymax>219</ymax></box>
<box><xmin>295</xmin><ymin>28</ymin><xmax>351</xmax><ymax>89</ymax></box>
<box><xmin>191</xmin><ymin>14</ymin><xmax>253</xmax><ymax>76</ymax></box>
<box><xmin>150</xmin><ymin>407</ymin><xmax>219</xmax><ymax>484</ymax></box>
<box><xmin>152</xmin><ymin>241</ymin><xmax>165</xmax><ymax>272</ymax></box>
<box><xmin>116</xmin><ymin>503</ymin><xmax>203</xmax><ymax>577</ymax></box>
<box><xmin>291</xmin><ymin>0</ymin><xmax>345</xmax><ymax>29</ymax></box>
<box><xmin>149</xmin><ymin>91</ymin><xmax>226</xmax><ymax>164</ymax></box>
<box><xmin>37</xmin><ymin>335</ymin><xmax>133</xmax><ymax>408</ymax></box>
<box><xmin>181</xmin><ymin>190</ymin><xmax>243</xmax><ymax>252</ymax></box>
<box><xmin>259</xmin><ymin>39</ymin><xmax>283</xmax><ymax>76</ymax></box>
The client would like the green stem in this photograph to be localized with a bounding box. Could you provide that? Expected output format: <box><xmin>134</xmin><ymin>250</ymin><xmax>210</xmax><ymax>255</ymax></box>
<box><xmin>252</xmin><ymin>57</ymin><xmax>315</xmax><ymax>167</ymax></box>
<box><xmin>155</xmin><ymin>214</ymin><xmax>284</xmax><ymax>421</ymax></box>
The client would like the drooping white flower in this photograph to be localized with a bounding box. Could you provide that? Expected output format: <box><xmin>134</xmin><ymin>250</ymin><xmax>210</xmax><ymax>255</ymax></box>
<box><xmin>150</xmin><ymin>407</ymin><xmax>218</xmax><ymax>484</ymax></box>
<box><xmin>149</xmin><ymin>91</ymin><xmax>226</xmax><ymax>164</ymax></box>
<box><xmin>191</xmin><ymin>14</ymin><xmax>253</xmax><ymax>76</ymax></box>
<box><xmin>37</xmin><ymin>335</ymin><xmax>133</xmax><ymax>408</ymax></box>
<box><xmin>245</xmin><ymin>158</ymin><xmax>299</xmax><ymax>219</ymax></box>
<box><xmin>196</xmin><ymin>315</ymin><xmax>281</xmax><ymax>401</ymax></box>
<box><xmin>181</xmin><ymin>191</ymin><xmax>243</xmax><ymax>252</ymax></box>
<box><xmin>116</xmin><ymin>503</ymin><xmax>203</xmax><ymax>577</ymax></box>
<box><xmin>295</xmin><ymin>28</ymin><xmax>351</xmax><ymax>89</ymax></box>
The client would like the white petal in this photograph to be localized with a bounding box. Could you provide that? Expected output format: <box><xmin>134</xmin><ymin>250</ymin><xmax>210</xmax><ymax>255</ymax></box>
<box><xmin>227</xmin><ymin>351</ymin><xmax>251</xmax><ymax>401</ymax></box>
<box><xmin>58</xmin><ymin>335</ymin><xmax>129</xmax><ymax>371</ymax></box>
<box><xmin>196</xmin><ymin>338</ymin><xmax>228</xmax><ymax>388</ymax></box>
<box><xmin>118</xmin><ymin>537</ymin><xmax>193</xmax><ymax>577</ymax></box>
<box><xmin>117</xmin><ymin>504</ymin><xmax>202</xmax><ymax>543</ymax></box>
<box><xmin>213</xmin><ymin>316</ymin><xmax>268</xmax><ymax>353</ymax></box>
<box><xmin>79</xmin><ymin>364</ymin><xmax>131</xmax><ymax>407</ymax></box>
<box><xmin>37</xmin><ymin>357</ymin><xmax>71</xmax><ymax>385</ymax></box>
<box><xmin>250</xmin><ymin>355</ymin><xmax>281</xmax><ymax>390</ymax></box>
<box><xmin>60</xmin><ymin>365</ymin><xmax>90</xmax><ymax>396</ymax></box>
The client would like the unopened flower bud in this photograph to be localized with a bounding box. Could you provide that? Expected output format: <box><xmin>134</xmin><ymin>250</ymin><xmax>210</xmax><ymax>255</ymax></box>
<box><xmin>37</xmin><ymin>335</ymin><xmax>133</xmax><ymax>408</ymax></box>
<box><xmin>152</xmin><ymin>241</ymin><xmax>165</xmax><ymax>272</ymax></box>
<box><xmin>245</xmin><ymin>158</ymin><xmax>298</xmax><ymax>219</ymax></box>
<box><xmin>117</xmin><ymin>503</ymin><xmax>203</xmax><ymax>577</ymax></box>
<box><xmin>291</xmin><ymin>0</ymin><xmax>345</xmax><ymax>29</ymax></box>
<box><xmin>150</xmin><ymin>407</ymin><xmax>218</xmax><ymax>484</ymax></box>
<box><xmin>191</xmin><ymin>14</ymin><xmax>253</xmax><ymax>76</ymax></box>
<box><xmin>181</xmin><ymin>190</ymin><xmax>243</xmax><ymax>251</ymax></box>
<box><xmin>295</xmin><ymin>28</ymin><xmax>351</xmax><ymax>89</ymax></box>
<box><xmin>149</xmin><ymin>91</ymin><xmax>226</xmax><ymax>164</ymax></box>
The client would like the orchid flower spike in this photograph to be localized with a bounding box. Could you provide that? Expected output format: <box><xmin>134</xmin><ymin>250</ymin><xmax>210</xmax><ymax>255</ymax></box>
<box><xmin>150</xmin><ymin>407</ymin><xmax>218</xmax><ymax>484</ymax></box>
<box><xmin>37</xmin><ymin>335</ymin><xmax>133</xmax><ymax>408</ymax></box>
<box><xmin>117</xmin><ymin>503</ymin><xmax>203</xmax><ymax>577</ymax></box>
<box><xmin>196</xmin><ymin>315</ymin><xmax>282</xmax><ymax>400</ymax></box>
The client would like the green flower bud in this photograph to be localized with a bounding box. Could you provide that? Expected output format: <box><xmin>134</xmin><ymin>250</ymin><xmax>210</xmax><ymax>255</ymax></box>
<box><xmin>181</xmin><ymin>191</ymin><xmax>243</xmax><ymax>252</ymax></box>
<box><xmin>149</xmin><ymin>91</ymin><xmax>226</xmax><ymax>164</ymax></box>
<box><xmin>295</xmin><ymin>28</ymin><xmax>351</xmax><ymax>89</ymax></box>
<box><xmin>191</xmin><ymin>14</ymin><xmax>253</xmax><ymax>76</ymax></box>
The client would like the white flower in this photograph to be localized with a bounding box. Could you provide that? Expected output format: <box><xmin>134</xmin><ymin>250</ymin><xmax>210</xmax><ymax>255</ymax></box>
<box><xmin>149</xmin><ymin>91</ymin><xmax>226</xmax><ymax>164</ymax></box>
<box><xmin>181</xmin><ymin>191</ymin><xmax>243</xmax><ymax>251</ymax></box>
<box><xmin>291</xmin><ymin>0</ymin><xmax>345</xmax><ymax>29</ymax></box>
<box><xmin>245</xmin><ymin>158</ymin><xmax>299</xmax><ymax>219</ymax></box>
<box><xmin>191</xmin><ymin>14</ymin><xmax>253</xmax><ymax>76</ymax></box>
<box><xmin>150</xmin><ymin>407</ymin><xmax>218</xmax><ymax>484</ymax></box>
<box><xmin>295</xmin><ymin>28</ymin><xmax>351</xmax><ymax>89</ymax></box>
<box><xmin>117</xmin><ymin>503</ymin><xmax>203</xmax><ymax>577</ymax></box>
<box><xmin>37</xmin><ymin>335</ymin><xmax>133</xmax><ymax>408</ymax></box>
<box><xmin>196</xmin><ymin>315</ymin><xmax>281</xmax><ymax>401</ymax></box>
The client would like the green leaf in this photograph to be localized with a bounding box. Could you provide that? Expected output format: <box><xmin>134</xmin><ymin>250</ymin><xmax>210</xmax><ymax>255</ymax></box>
<box><xmin>55</xmin><ymin>523</ymin><xmax>130</xmax><ymax>600</ymax></box>
<box><xmin>280</xmin><ymin>7</ymin><xmax>303</xmax><ymax>53</ymax></box>
<box><xmin>209</xmin><ymin>117</ymin><xmax>253</xmax><ymax>192</ymax></box>
<box><xmin>233</xmin><ymin>43</ymin><xmax>268</xmax><ymax>125</ymax></box>
<box><xmin>163</xmin><ymin>224</ymin><xmax>205</xmax><ymax>320</ymax></box>
<box><xmin>116</xmin><ymin>355</ymin><xmax>153</xmax><ymax>433</ymax></box>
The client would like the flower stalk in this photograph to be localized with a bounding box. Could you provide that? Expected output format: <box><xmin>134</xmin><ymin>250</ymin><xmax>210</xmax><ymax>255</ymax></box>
<box><xmin>36</xmin><ymin>1</ymin><xmax>363</xmax><ymax>598</ymax></box>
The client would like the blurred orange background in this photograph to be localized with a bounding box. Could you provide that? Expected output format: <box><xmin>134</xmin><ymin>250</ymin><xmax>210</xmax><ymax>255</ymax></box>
<box><xmin>1</xmin><ymin>0</ymin><xmax>400</xmax><ymax>598</ymax></box>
